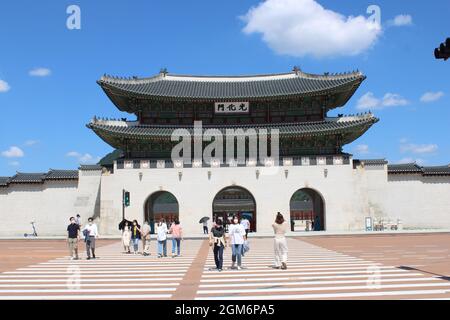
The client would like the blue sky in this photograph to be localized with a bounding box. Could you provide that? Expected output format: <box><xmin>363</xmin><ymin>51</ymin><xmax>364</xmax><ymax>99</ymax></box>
<box><xmin>0</xmin><ymin>0</ymin><xmax>449</xmax><ymax>176</ymax></box>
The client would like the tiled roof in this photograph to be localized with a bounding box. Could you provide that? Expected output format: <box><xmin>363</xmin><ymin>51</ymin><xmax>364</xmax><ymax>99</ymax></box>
<box><xmin>78</xmin><ymin>164</ymin><xmax>103</xmax><ymax>171</ymax></box>
<box><xmin>46</xmin><ymin>169</ymin><xmax>79</xmax><ymax>180</ymax></box>
<box><xmin>10</xmin><ymin>172</ymin><xmax>47</xmax><ymax>183</ymax></box>
<box><xmin>422</xmin><ymin>165</ymin><xmax>450</xmax><ymax>176</ymax></box>
<box><xmin>98</xmin><ymin>69</ymin><xmax>365</xmax><ymax>100</ymax></box>
<box><xmin>388</xmin><ymin>163</ymin><xmax>450</xmax><ymax>176</ymax></box>
<box><xmin>0</xmin><ymin>177</ymin><xmax>10</xmax><ymax>186</ymax></box>
<box><xmin>87</xmin><ymin>114</ymin><xmax>378</xmax><ymax>138</ymax></box>
<box><xmin>360</xmin><ymin>159</ymin><xmax>388</xmax><ymax>165</ymax></box>
<box><xmin>387</xmin><ymin>163</ymin><xmax>423</xmax><ymax>173</ymax></box>
<box><xmin>0</xmin><ymin>169</ymin><xmax>79</xmax><ymax>187</ymax></box>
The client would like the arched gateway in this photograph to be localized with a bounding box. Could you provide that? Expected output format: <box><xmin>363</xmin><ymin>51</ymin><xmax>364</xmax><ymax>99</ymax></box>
<box><xmin>290</xmin><ymin>188</ymin><xmax>325</xmax><ymax>232</ymax></box>
<box><xmin>144</xmin><ymin>191</ymin><xmax>179</xmax><ymax>234</ymax></box>
<box><xmin>212</xmin><ymin>186</ymin><xmax>257</xmax><ymax>232</ymax></box>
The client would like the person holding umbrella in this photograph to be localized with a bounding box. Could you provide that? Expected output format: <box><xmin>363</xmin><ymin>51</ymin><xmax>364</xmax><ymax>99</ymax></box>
<box><xmin>199</xmin><ymin>216</ymin><xmax>210</xmax><ymax>234</ymax></box>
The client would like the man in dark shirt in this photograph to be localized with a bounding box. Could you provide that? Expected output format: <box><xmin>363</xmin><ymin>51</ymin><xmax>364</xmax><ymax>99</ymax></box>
<box><xmin>67</xmin><ymin>217</ymin><xmax>80</xmax><ymax>260</ymax></box>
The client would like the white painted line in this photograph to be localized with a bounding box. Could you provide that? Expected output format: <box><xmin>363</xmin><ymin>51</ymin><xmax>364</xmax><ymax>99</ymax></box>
<box><xmin>0</xmin><ymin>274</ymin><xmax>187</xmax><ymax>278</ymax></box>
<box><xmin>0</xmin><ymin>282</ymin><xmax>179</xmax><ymax>288</ymax></box>
<box><xmin>0</xmin><ymin>287</ymin><xmax>177</xmax><ymax>293</ymax></box>
<box><xmin>0</xmin><ymin>277</ymin><xmax>182</xmax><ymax>283</ymax></box>
<box><xmin>197</xmin><ymin>282</ymin><xmax>450</xmax><ymax>295</ymax></box>
<box><xmin>4</xmin><ymin>270</ymin><xmax>188</xmax><ymax>275</ymax></box>
<box><xmin>0</xmin><ymin>294</ymin><xmax>172</xmax><ymax>300</ymax></box>
<box><xmin>200</xmin><ymin>273</ymin><xmax>425</xmax><ymax>283</ymax></box>
<box><xmin>202</xmin><ymin>265</ymin><xmax>389</xmax><ymax>273</ymax></box>
<box><xmin>199</xmin><ymin>277</ymin><xmax>440</xmax><ymax>288</ymax></box>
<box><xmin>201</xmin><ymin>269</ymin><xmax>411</xmax><ymax>278</ymax></box>
<box><xmin>195</xmin><ymin>289</ymin><xmax>450</xmax><ymax>300</ymax></box>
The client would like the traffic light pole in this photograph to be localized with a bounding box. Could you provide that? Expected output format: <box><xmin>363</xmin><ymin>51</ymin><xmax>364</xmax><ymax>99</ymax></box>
<box><xmin>122</xmin><ymin>188</ymin><xmax>125</xmax><ymax>220</ymax></box>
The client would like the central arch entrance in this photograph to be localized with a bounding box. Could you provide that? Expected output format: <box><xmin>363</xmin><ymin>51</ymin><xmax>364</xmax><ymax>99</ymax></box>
<box><xmin>212</xmin><ymin>186</ymin><xmax>256</xmax><ymax>232</ymax></box>
<box><xmin>289</xmin><ymin>188</ymin><xmax>325</xmax><ymax>232</ymax></box>
<box><xmin>144</xmin><ymin>191</ymin><xmax>179</xmax><ymax>234</ymax></box>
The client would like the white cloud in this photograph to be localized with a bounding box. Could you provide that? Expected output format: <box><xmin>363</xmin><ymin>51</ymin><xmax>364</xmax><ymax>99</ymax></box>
<box><xmin>29</xmin><ymin>67</ymin><xmax>51</xmax><ymax>77</ymax></box>
<box><xmin>395</xmin><ymin>157</ymin><xmax>425</xmax><ymax>165</ymax></box>
<box><xmin>66</xmin><ymin>151</ymin><xmax>100</xmax><ymax>164</ymax></box>
<box><xmin>420</xmin><ymin>91</ymin><xmax>444</xmax><ymax>103</ymax></box>
<box><xmin>390</xmin><ymin>14</ymin><xmax>413</xmax><ymax>27</ymax></box>
<box><xmin>24</xmin><ymin>140</ymin><xmax>39</xmax><ymax>146</ymax></box>
<box><xmin>0</xmin><ymin>79</ymin><xmax>11</xmax><ymax>92</ymax></box>
<box><xmin>357</xmin><ymin>92</ymin><xmax>409</xmax><ymax>110</ymax></box>
<box><xmin>400</xmin><ymin>143</ymin><xmax>438</xmax><ymax>155</ymax></box>
<box><xmin>1</xmin><ymin>146</ymin><xmax>24</xmax><ymax>158</ymax></box>
<box><xmin>355</xmin><ymin>144</ymin><xmax>370</xmax><ymax>154</ymax></box>
<box><xmin>241</xmin><ymin>0</ymin><xmax>382</xmax><ymax>58</ymax></box>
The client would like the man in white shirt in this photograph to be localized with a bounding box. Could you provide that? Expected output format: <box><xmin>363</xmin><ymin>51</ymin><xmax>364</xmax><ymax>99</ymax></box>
<box><xmin>82</xmin><ymin>217</ymin><xmax>99</xmax><ymax>260</ymax></box>
<box><xmin>227</xmin><ymin>216</ymin><xmax>246</xmax><ymax>269</ymax></box>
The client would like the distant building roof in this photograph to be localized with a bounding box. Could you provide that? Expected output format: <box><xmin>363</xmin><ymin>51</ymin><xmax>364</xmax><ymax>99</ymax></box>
<box><xmin>46</xmin><ymin>169</ymin><xmax>79</xmax><ymax>180</ymax></box>
<box><xmin>78</xmin><ymin>164</ymin><xmax>103</xmax><ymax>171</ymax></box>
<box><xmin>0</xmin><ymin>177</ymin><xmax>10</xmax><ymax>186</ymax></box>
<box><xmin>387</xmin><ymin>163</ymin><xmax>423</xmax><ymax>174</ymax></box>
<box><xmin>360</xmin><ymin>159</ymin><xmax>388</xmax><ymax>165</ymax></box>
<box><xmin>388</xmin><ymin>163</ymin><xmax>450</xmax><ymax>176</ymax></box>
<box><xmin>0</xmin><ymin>169</ymin><xmax>79</xmax><ymax>187</ymax></box>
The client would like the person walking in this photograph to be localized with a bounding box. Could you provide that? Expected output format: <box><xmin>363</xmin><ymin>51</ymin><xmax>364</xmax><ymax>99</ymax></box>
<box><xmin>122</xmin><ymin>221</ymin><xmax>131</xmax><ymax>254</ymax></box>
<box><xmin>272</xmin><ymin>212</ymin><xmax>288</xmax><ymax>270</ymax></box>
<box><xmin>313</xmin><ymin>215</ymin><xmax>321</xmax><ymax>231</ymax></box>
<box><xmin>67</xmin><ymin>217</ymin><xmax>80</xmax><ymax>260</ymax></box>
<box><xmin>169</xmin><ymin>219</ymin><xmax>183</xmax><ymax>257</ymax></box>
<box><xmin>240</xmin><ymin>217</ymin><xmax>251</xmax><ymax>237</ymax></box>
<box><xmin>82</xmin><ymin>217</ymin><xmax>99</xmax><ymax>260</ymax></box>
<box><xmin>202</xmin><ymin>220</ymin><xmax>209</xmax><ymax>234</ymax></box>
<box><xmin>209</xmin><ymin>219</ymin><xmax>226</xmax><ymax>271</ymax></box>
<box><xmin>75</xmin><ymin>214</ymin><xmax>81</xmax><ymax>226</ymax></box>
<box><xmin>227</xmin><ymin>216</ymin><xmax>246</xmax><ymax>270</ymax></box>
<box><xmin>141</xmin><ymin>221</ymin><xmax>151</xmax><ymax>256</ymax></box>
<box><xmin>130</xmin><ymin>220</ymin><xmax>141</xmax><ymax>254</ymax></box>
<box><xmin>156</xmin><ymin>219</ymin><xmax>168</xmax><ymax>258</ymax></box>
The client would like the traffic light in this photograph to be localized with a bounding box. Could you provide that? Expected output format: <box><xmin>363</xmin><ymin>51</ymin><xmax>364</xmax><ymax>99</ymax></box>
<box><xmin>434</xmin><ymin>38</ymin><xmax>450</xmax><ymax>60</ymax></box>
<box><xmin>124</xmin><ymin>191</ymin><xmax>130</xmax><ymax>207</ymax></box>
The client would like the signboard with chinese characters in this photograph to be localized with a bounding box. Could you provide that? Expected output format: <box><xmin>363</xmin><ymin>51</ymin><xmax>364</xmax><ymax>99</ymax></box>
<box><xmin>214</xmin><ymin>102</ymin><xmax>249</xmax><ymax>114</ymax></box>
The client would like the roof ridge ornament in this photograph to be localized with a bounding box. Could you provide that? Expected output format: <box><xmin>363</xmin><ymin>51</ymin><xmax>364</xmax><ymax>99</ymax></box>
<box><xmin>160</xmin><ymin>68</ymin><xmax>168</xmax><ymax>77</ymax></box>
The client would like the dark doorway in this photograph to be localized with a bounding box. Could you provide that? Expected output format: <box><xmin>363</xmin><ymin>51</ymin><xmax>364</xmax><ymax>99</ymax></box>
<box><xmin>212</xmin><ymin>186</ymin><xmax>257</xmax><ymax>232</ymax></box>
<box><xmin>290</xmin><ymin>188</ymin><xmax>325</xmax><ymax>232</ymax></box>
<box><xmin>144</xmin><ymin>191</ymin><xmax>179</xmax><ymax>234</ymax></box>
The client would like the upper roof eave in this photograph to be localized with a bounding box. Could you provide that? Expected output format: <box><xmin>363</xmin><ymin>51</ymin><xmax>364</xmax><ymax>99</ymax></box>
<box><xmin>97</xmin><ymin>69</ymin><xmax>366</xmax><ymax>103</ymax></box>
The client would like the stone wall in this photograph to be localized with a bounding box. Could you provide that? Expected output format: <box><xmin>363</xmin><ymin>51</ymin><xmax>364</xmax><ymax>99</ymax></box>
<box><xmin>0</xmin><ymin>160</ymin><xmax>449</xmax><ymax>237</ymax></box>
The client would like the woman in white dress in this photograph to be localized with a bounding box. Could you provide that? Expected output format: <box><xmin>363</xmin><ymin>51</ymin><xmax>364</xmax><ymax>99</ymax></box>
<box><xmin>122</xmin><ymin>221</ymin><xmax>132</xmax><ymax>254</ymax></box>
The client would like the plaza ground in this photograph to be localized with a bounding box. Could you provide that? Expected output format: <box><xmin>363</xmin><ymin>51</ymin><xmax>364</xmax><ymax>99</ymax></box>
<box><xmin>0</xmin><ymin>233</ymin><xmax>449</xmax><ymax>300</ymax></box>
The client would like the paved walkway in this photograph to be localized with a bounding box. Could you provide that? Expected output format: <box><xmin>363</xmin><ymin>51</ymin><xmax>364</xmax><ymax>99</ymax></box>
<box><xmin>0</xmin><ymin>238</ymin><xmax>450</xmax><ymax>300</ymax></box>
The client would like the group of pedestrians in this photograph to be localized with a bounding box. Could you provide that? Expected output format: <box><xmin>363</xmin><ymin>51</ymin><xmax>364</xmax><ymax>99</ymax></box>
<box><xmin>121</xmin><ymin>218</ymin><xmax>183</xmax><ymax>258</ymax></box>
<box><xmin>67</xmin><ymin>212</ymin><xmax>289</xmax><ymax>270</ymax></box>
<box><xmin>208</xmin><ymin>212</ymin><xmax>288</xmax><ymax>271</ymax></box>
<box><xmin>66</xmin><ymin>215</ymin><xmax>99</xmax><ymax>260</ymax></box>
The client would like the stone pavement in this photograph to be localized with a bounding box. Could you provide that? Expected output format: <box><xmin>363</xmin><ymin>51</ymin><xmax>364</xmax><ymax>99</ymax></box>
<box><xmin>0</xmin><ymin>235</ymin><xmax>449</xmax><ymax>300</ymax></box>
